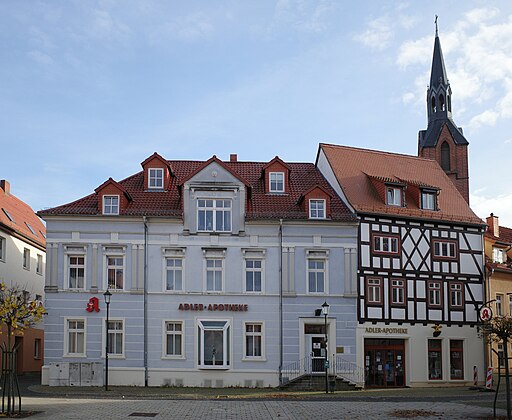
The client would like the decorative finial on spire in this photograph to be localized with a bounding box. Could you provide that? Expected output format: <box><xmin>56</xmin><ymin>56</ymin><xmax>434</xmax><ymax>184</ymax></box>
<box><xmin>435</xmin><ymin>15</ymin><xmax>438</xmax><ymax>36</ymax></box>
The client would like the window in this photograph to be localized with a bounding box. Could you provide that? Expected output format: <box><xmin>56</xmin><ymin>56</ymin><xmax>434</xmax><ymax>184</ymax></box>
<box><xmin>441</xmin><ymin>142</ymin><xmax>450</xmax><ymax>171</ymax></box>
<box><xmin>106</xmin><ymin>320</ymin><xmax>124</xmax><ymax>356</ymax></box>
<box><xmin>449</xmin><ymin>283</ymin><xmax>463</xmax><ymax>308</ymax></box>
<box><xmin>164</xmin><ymin>321</ymin><xmax>183</xmax><ymax>357</ymax></box>
<box><xmin>25</xmin><ymin>222</ymin><xmax>37</xmax><ymax>235</ymax></box>
<box><xmin>206</xmin><ymin>258</ymin><xmax>223</xmax><ymax>292</ymax></box>
<box><xmin>367</xmin><ymin>278</ymin><xmax>382</xmax><ymax>304</ymax></box>
<box><xmin>67</xmin><ymin>255</ymin><xmax>85</xmax><ymax>289</ymax></box>
<box><xmin>496</xmin><ymin>294</ymin><xmax>504</xmax><ymax>317</ymax></box>
<box><xmin>66</xmin><ymin>319</ymin><xmax>85</xmax><ymax>356</ymax></box>
<box><xmin>498</xmin><ymin>343</ymin><xmax>505</xmax><ymax>368</ymax></box>
<box><xmin>165</xmin><ymin>258</ymin><xmax>183</xmax><ymax>291</ymax></box>
<box><xmin>149</xmin><ymin>168</ymin><xmax>164</xmax><ymax>189</ymax></box>
<box><xmin>34</xmin><ymin>338</ymin><xmax>42</xmax><ymax>359</ymax></box>
<box><xmin>103</xmin><ymin>195</ymin><xmax>119</xmax><ymax>215</ymax></box>
<box><xmin>198</xmin><ymin>320</ymin><xmax>230</xmax><ymax>368</ymax></box>
<box><xmin>309</xmin><ymin>199</ymin><xmax>326</xmax><ymax>219</ymax></box>
<box><xmin>106</xmin><ymin>256</ymin><xmax>124</xmax><ymax>290</ymax></box>
<box><xmin>428</xmin><ymin>339</ymin><xmax>442</xmax><ymax>380</ymax></box>
<box><xmin>421</xmin><ymin>191</ymin><xmax>436</xmax><ymax>210</ymax></box>
<box><xmin>373</xmin><ymin>235</ymin><xmax>399</xmax><ymax>254</ymax></box>
<box><xmin>509</xmin><ymin>295</ymin><xmax>512</xmax><ymax>316</ymax></box>
<box><xmin>245</xmin><ymin>259</ymin><xmax>262</xmax><ymax>292</ymax></box>
<box><xmin>450</xmin><ymin>340</ymin><xmax>464</xmax><ymax>380</ymax></box>
<box><xmin>391</xmin><ymin>279</ymin><xmax>405</xmax><ymax>305</ymax></box>
<box><xmin>432</xmin><ymin>240</ymin><xmax>457</xmax><ymax>259</ymax></box>
<box><xmin>428</xmin><ymin>281</ymin><xmax>442</xmax><ymax>308</ymax></box>
<box><xmin>23</xmin><ymin>248</ymin><xmax>30</xmax><ymax>270</ymax></box>
<box><xmin>244</xmin><ymin>322</ymin><xmax>263</xmax><ymax>359</ymax></box>
<box><xmin>197</xmin><ymin>199</ymin><xmax>231</xmax><ymax>232</ymax></box>
<box><xmin>36</xmin><ymin>254</ymin><xmax>43</xmax><ymax>275</ymax></box>
<box><xmin>269</xmin><ymin>172</ymin><xmax>284</xmax><ymax>193</ymax></box>
<box><xmin>2</xmin><ymin>208</ymin><xmax>14</xmax><ymax>222</ymax></box>
<box><xmin>0</xmin><ymin>236</ymin><xmax>5</xmax><ymax>262</ymax></box>
<box><xmin>493</xmin><ymin>247</ymin><xmax>506</xmax><ymax>263</ymax></box>
<box><xmin>308</xmin><ymin>259</ymin><xmax>326</xmax><ymax>293</ymax></box>
<box><xmin>386</xmin><ymin>187</ymin><xmax>402</xmax><ymax>206</ymax></box>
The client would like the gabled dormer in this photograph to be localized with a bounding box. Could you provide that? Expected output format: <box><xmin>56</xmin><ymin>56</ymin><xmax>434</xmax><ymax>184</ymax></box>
<box><xmin>297</xmin><ymin>185</ymin><xmax>332</xmax><ymax>220</ymax></box>
<box><xmin>366</xmin><ymin>174</ymin><xmax>406</xmax><ymax>207</ymax></box>
<box><xmin>94</xmin><ymin>178</ymin><xmax>132</xmax><ymax>215</ymax></box>
<box><xmin>141</xmin><ymin>152</ymin><xmax>173</xmax><ymax>191</ymax></box>
<box><xmin>262</xmin><ymin>156</ymin><xmax>291</xmax><ymax>194</ymax></box>
<box><xmin>399</xmin><ymin>178</ymin><xmax>440</xmax><ymax>211</ymax></box>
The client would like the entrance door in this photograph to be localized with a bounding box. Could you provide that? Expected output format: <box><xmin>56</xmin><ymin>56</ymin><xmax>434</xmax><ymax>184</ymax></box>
<box><xmin>365</xmin><ymin>339</ymin><xmax>405</xmax><ymax>387</ymax></box>
<box><xmin>308</xmin><ymin>336</ymin><xmax>325</xmax><ymax>373</ymax></box>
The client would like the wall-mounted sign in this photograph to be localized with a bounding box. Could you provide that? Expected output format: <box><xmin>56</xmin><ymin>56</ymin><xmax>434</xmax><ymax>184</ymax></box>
<box><xmin>479</xmin><ymin>306</ymin><xmax>493</xmax><ymax>322</ymax></box>
<box><xmin>178</xmin><ymin>303</ymin><xmax>248</xmax><ymax>312</ymax></box>
<box><xmin>365</xmin><ymin>327</ymin><xmax>408</xmax><ymax>334</ymax></box>
<box><xmin>86</xmin><ymin>297</ymin><xmax>100</xmax><ymax>313</ymax></box>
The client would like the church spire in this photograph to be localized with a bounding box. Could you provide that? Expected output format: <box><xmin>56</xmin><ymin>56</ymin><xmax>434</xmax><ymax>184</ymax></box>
<box><xmin>427</xmin><ymin>18</ymin><xmax>451</xmax><ymax>122</ymax></box>
<box><xmin>418</xmin><ymin>17</ymin><xmax>470</xmax><ymax>204</ymax></box>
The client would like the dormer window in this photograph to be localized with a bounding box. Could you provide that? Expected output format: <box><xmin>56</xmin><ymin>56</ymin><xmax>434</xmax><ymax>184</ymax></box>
<box><xmin>309</xmin><ymin>199</ymin><xmax>326</xmax><ymax>219</ymax></box>
<box><xmin>421</xmin><ymin>190</ymin><xmax>437</xmax><ymax>210</ymax></box>
<box><xmin>103</xmin><ymin>195</ymin><xmax>119</xmax><ymax>215</ymax></box>
<box><xmin>386</xmin><ymin>187</ymin><xmax>402</xmax><ymax>207</ymax></box>
<box><xmin>493</xmin><ymin>247</ymin><xmax>506</xmax><ymax>264</ymax></box>
<box><xmin>269</xmin><ymin>172</ymin><xmax>284</xmax><ymax>193</ymax></box>
<box><xmin>148</xmin><ymin>168</ymin><xmax>164</xmax><ymax>189</ymax></box>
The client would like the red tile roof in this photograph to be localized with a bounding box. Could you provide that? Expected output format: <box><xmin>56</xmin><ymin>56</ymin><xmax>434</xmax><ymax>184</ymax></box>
<box><xmin>319</xmin><ymin>143</ymin><xmax>483</xmax><ymax>225</ymax></box>
<box><xmin>485</xmin><ymin>224</ymin><xmax>512</xmax><ymax>244</ymax></box>
<box><xmin>38</xmin><ymin>159</ymin><xmax>355</xmax><ymax>222</ymax></box>
<box><xmin>0</xmin><ymin>182</ymin><xmax>46</xmax><ymax>249</ymax></box>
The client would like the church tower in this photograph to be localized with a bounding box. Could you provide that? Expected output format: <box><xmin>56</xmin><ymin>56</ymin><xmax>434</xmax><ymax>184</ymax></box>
<box><xmin>418</xmin><ymin>19</ymin><xmax>470</xmax><ymax>203</ymax></box>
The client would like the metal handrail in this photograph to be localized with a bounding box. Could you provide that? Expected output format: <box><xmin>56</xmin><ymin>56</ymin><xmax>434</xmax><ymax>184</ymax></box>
<box><xmin>331</xmin><ymin>354</ymin><xmax>365</xmax><ymax>388</ymax></box>
<box><xmin>280</xmin><ymin>355</ymin><xmax>313</xmax><ymax>385</ymax></box>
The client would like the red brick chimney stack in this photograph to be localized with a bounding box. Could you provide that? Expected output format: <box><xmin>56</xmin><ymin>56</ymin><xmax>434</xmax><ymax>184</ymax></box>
<box><xmin>230</xmin><ymin>154</ymin><xmax>238</xmax><ymax>162</ymax></box>
<box><xmin>0</xmin><ymin>180</ymin><xmax>10</xmax><ymax>195</ymax></box>
<box><xmin>486</xmin><ymin>213</ymin><xmax>500</xmax><ymax>238</ymax></box>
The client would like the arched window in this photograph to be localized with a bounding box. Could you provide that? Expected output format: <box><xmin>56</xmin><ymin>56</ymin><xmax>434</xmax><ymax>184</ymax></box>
<box><xmin>441</xmin><ymin>142</ymin><xmax>450</xmax><ymax>171</ymax></box>
<box><xmin>431</xmin><ymin>96</ymin><xmax>436</xmax><ymax>113</ymax></box>
<box><xmin>439</xmin><ymin>94</ymin><xmax>445</xmax><ymax>111</ymax></box>
<box><xmin>447</xmin><ymin>95</ymin><xmax>451</xmax><ymax>112</ymax></box>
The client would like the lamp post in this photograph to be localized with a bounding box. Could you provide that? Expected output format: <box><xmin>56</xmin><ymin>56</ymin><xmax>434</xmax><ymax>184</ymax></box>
<box><xmin>103</xmin><ymin>289</ymin><xmax>112</xmax><ymax>391</ymax></box>
<box><xmin>321</xmin><ymin>301</ymin><xmax>330</xmax><ymax>394</ymax></box>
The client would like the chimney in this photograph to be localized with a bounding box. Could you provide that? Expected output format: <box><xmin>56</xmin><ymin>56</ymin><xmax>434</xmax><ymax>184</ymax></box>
<box><xmin>486</xmin><ymin>213</ymin><xmax>500</xmax><ymax>238</ymax></box>
<box><xmin>0</xmin><ymin>180</ymin><xmax>10</xmax><ymax>195</ymax></box>
<box><xmin>230</xmin><ymin>154</ymin><xmax>238</xmax><ymax>162</ymax></box>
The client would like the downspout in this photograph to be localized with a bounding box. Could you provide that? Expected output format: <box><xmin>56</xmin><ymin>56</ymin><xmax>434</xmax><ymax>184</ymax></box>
<box><xmin>278</xmin><ymin>218</ymin><xmax>283</xmax><ymax>386</ymax></box>
<box><xmin>143</xmin><ymin>216</ymin><xmax>148</xmax><ymax>387</ymax></box>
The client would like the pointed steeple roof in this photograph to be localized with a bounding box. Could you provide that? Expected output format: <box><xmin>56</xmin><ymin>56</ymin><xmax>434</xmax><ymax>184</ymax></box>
<box><xmin>429</xmin><ymin>34</ymin><xmax>449</xmax><ymax>91</ymax></box>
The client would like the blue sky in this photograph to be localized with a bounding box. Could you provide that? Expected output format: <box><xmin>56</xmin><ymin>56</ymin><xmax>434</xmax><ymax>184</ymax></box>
<box><xmin>2</xmin><ymin>1</ymin><xmax>512</xmax><ymax>226</ymax></box>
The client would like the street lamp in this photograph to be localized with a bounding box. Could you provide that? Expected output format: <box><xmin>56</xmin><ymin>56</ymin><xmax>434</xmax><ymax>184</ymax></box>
<box><xmin>103</xmin><ymin>289</ymin><xmax>112</xmax><ymax>391</ymax></box>
<box><xmin>321</xmin><ymin>301</ymin><xmax>330</xmax><ymax>394</ymax></box>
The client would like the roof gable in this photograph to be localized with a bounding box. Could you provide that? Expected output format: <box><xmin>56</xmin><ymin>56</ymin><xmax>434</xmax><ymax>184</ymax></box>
<box><xmin>179</xmin><ymin>156</ymin><xmax>250</xmax><ymax>187</ymax></box>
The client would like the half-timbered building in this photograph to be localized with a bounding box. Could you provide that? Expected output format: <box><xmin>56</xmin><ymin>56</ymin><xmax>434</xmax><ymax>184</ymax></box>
<box><xmin>316</xmin><ymin>29</ymin><xmax>486</xmax><ymax>387</ymax></box>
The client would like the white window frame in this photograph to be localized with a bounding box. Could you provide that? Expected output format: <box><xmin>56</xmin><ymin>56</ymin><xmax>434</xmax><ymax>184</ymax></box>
<box><xmin>0</xmin><ymin>235</ymin><xmax>5</xmax><ymax>262</ymax></box>
<box><xmin>386</xmin><ymin>186</ymin><xmax>402</xmax><ymax>206</ymax></box>
<box><xmin>64</xmin><ymin>317</ymin><xmax>86</xmax><ymax>357</ymax></box>
<box><xmin>205</xmin><ymin>258</ymin><xmax>224</xmax><ymax>292</ymax></box>
<box><xmin>103</xmin><ymin>247</ymin><xmax>126</xmax><ymax>291</ymax></box>
<box><xmin>269</xmin><ymin>172</ymin><xmax>285</xmax><ymax>193</ymax></box>
<box><xmin>391</xmin><ymin>279</ymin><xmax>405</xmax><ymax>305</ymax></box>
<box><xmin>162</xmin><ymin>320</ymin><xmax>185</xmax><ymax>359</ymax></box>
<box><xmin>421</xmin><ymin>190</ymin><xmax>436</xmax><ymax>210</ymax></box>
<box><xmin>36</xmin><ymin>254</ymin><xmax>43</xmax><ymax>275</ymax></box>
<box><xmin>67</xmin><ymin>255</ymin><xmax>86</xmax><ymax>290</ymax></box>
<box><xmin>496</xmin><ymin>294</ymin><xmax>504</xmax><ymax>317</ymax></box>
<box><xmin>367</xmin><ymin>277</ymin><xmax>382</xmax><ymax>304</ymax></box>
<box><xmin>373</xmin><ymin>234</ymin><xmax>399</xmax><ymax>254</ymax></box>
<box><xmin>307</xmin><ymin>259</ymin><xmax>327</xmax><ymax>294</ymax></box>
<box><xmin>493</xmin><ymin>247</ymin><xmax>506</xmax><ymax>264</ymax></box>
<box><xmin>449</xmin><ymin>283</ymin><xmax>463</xmax><ymax>308</ymax></box>
<box><xmin>164</xmin><ymin>257</ymin><xmax>184</xmax><ymax>292</ymax></box>
<box><xmin>509</xmin><ymin>295</ymin><xmax>512</xmax><ymax>316</ymax></box>
<box><xmin>102</xmin><ymin>318</ymin><xmax>125</xmax><ymax>359</ymax></box>
<box><xmin>103</xmin><ymin>195</ymin><xmax>120</xmax><ymax>215</ymax></box>
<box><xmin>244</xmin><ymin>259</ymin><xmax>263</xmax><ymax>293</ymax></box>
<box><xmin>23</xmin><ymin>248</ymin><xmax>30</xmax><ymax>270</ymax></box>
<box><xmin>433</xmin><ymin>240</ymin><xmax>457</xmax><ymax>259</ymax></box>
<box><xmin>148</xmin><ymin>168</ymin><xmax>164</xmax><ymax>189</ymax></box>
<box><xmin>197</xmin><ymin>319</ymin><xmax>231</xmax><ymax>369</ymax></box>
<box><xmin>428</xmin><ymin>281</ymin><xmax>442</xmax><ymax>307</ymax></box>
<box><xmin>309</xmin><ymin>199</ymin><xmax>326</xmax><ymax>219</ymax></box>
<box><xmin>243</xmin><ymin>321</ymin><xmax>265</xmax><ymax>361</ymax></box>
<box><xmin>197</xmin><ymin>199</ymin><xmax>232</xmax><ymax>232</ymax></box>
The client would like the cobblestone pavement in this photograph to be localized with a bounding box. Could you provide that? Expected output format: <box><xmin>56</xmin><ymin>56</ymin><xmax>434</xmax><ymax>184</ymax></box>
<box><xmin>18</xmin><ymin>397</ymin><xmax>507</xmax><ymax>419</ymax></box>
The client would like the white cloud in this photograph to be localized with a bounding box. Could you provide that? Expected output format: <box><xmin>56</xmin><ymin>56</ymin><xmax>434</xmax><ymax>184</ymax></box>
<box><xmin>90</xmin><ymin>9</ymin><xmax>132</xmax><ymax>41</ymax></box>
<box><xmin>401</xmin><ymin>92</ymin><xmax>415</xmax><ymax>104</ymax></box>
<box><xmin>471</xmin><ymin>191</ymin><xmax>512</xmax><ymax>228</ymax></box>
<box><xmin>354</xmin><ymin>16</ymin><xmax>393</xmax><ymax>51</ymax></box>
<box><xmin>469</xmin><ymin>110</ymin><xmax>499</xmax><ymax>129</ymax></box>
<box><xmin>396</xmin><ymin>36</ymin><xmax>430</xmax><ymax>69</ymax></box>
<box><xmin>27</xmin><ymin>50</ymin><xmax>54</xmax><ymax>67</ymax></box>
<box><xmin>465</xmin><ymin>7</ymin><xmax>500</xmax><ymax>25</ymax></box>
<box><xmin>151</xmin><ymin>12</ymin><xmax>214</xmax><ymax>42</ymax></box>
<box><xmin>268</xmin><ymin>0</ymin><xmax>338</xmax><ymax>34</ymax></box>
